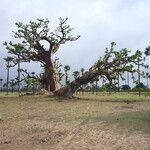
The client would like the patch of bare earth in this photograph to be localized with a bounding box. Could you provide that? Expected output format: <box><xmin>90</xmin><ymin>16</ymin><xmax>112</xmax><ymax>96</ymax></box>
<box><xmin>0</xmin><ymin>96</ymin><xmax>150</xmax><ymax>149</ymax></box>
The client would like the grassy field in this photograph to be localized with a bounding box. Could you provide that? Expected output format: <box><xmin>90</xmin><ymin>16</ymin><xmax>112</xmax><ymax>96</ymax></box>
<box><xmin>0</xmin><ymin>92</ymin><xmax>150</xmax><ymax>149</ymax></box>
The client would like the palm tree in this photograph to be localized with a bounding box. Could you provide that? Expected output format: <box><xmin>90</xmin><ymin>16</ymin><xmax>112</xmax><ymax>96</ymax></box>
<box><xmin>64</xmin><ymin>65</ymin><xmax>70</xmax><ymax>84</ymax></box>
<box><xmin>72</xmin><ymin>71</ymin><xmax>80</xmax><ymax>94</ymax></box>
<box><xmin>137</xmin><ymin>50</ymin><xmax>142</xmax><ymax>96</ymax></box>
<box><xmin>17</xmin><ymin>55</ymin><xmax>21</xmax><ymax>95</ymax></box>
<box><xmin>145</xmin><ymin>47</ymin><xmax>150</xmax><ymax>89</ymax></box>
<box><xmin>81</xmin><ymin>68</ymin><xmax>84</xmax><ymax>76</ymax></box>
<box><xmin>72</xmin><ymin>71</ymin><xmax>80</xmax><ymax>80</ymax></box>
<box><xmin>4</xmin><ymin>57</ymin><xmax>13</xmax><ymax>95</ymax></box>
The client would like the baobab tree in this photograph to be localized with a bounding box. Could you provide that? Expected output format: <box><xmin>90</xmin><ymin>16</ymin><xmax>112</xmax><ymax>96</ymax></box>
<box><xmin>55</xmin><ymin>42</ymin><xmax>147</xmax><ymax>97</ymax></box>
<box><xmin>4</xmin><ymin>18</ymin><xmax>80</xmax><ymax>92</ymax></box>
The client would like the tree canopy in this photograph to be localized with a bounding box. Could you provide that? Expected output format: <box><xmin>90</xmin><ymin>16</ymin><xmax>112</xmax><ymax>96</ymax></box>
<box><xmin>4</xmin><ymin>17</ymin><xmax>80</xmax><ymax>65</ymax></box>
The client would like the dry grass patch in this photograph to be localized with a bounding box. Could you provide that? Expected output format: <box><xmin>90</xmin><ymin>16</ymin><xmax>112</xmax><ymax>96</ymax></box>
<box><xmin>0</xmin><ymin>94</ymin><xmax>150</xmax><ymax>149</ymax></box>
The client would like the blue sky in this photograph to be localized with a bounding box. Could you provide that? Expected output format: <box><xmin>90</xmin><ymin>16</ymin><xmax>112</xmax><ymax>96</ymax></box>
<box><xmin>0</xmin><ymin>0</ymin><xmax>150</xmax><ymax>84</ymax></box>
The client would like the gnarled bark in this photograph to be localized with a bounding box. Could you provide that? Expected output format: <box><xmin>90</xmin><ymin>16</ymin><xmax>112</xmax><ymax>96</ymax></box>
<box><xmin>41</xmin><ymin>55</ymin><xmax>61</xmax><ymax>92</ymax></box>
<box><xmin>54</xmin><ymin>69</ymin><xmax>108</xmax><ymax>97</ymax></box>
<box><xmin>43</xmin><ymin>73</ymin><xmax>61</xmax><ymax>92</ymax></box>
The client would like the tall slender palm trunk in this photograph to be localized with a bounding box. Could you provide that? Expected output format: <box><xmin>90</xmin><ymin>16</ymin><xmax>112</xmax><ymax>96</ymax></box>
<box><xmin>6</xmin><ymin>62</ymin><xmax>10</xmax><ymax>95</ymax></box>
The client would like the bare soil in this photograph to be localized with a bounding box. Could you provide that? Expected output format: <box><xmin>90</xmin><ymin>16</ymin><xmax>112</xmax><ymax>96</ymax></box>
<box><xmin>0</xmin><ymin>95</ymin><xmax>150</xmax><ymax>150</ymax></box>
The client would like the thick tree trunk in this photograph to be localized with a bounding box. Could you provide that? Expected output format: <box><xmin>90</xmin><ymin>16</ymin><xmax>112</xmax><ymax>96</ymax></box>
<box><xmin>54</xmin><ymin>69</ymin><xmax>106</xmax><ymax>97</ymax></box>
<box><xmin>42</xmin><ymin>70</ymin><xmax>61</xmax><ymax>92</ymax></box>
<box><xmin>41</xmin><ymin>53</ymin><xmax>61</xmax><ymax>92</ymax></box>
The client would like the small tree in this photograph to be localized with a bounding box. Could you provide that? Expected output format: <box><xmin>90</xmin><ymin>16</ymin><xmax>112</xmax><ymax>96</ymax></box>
<box><xmin>24</xmin><ymin>77</ymin><xmax>38</xmax><ymax>92</ymax></box>
<box><xmin>134</xmin><ymin>82</ymin><xmax>146</xmax><ymax>89</ymax></box>
<box><xmin>19</xmin><ymin>69</ymin><xmax>40</xmax><ymax>92</ymax></box>
<box><xmin>121</xmin><ymin>85</ymin><xmax>131</xmax><ymax>91</ymax></box>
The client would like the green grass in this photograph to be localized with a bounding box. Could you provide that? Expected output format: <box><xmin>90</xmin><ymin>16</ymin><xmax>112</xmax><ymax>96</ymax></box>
<box><xmin>76</xmin><ymin>92</ymin><xmax>150</xmax><ymax>102</ymax></box>
<box><xmin>115</xmin><ymin>111</ymin><xmax>150</xmax><ymax>133</ymax></box>
<box><xmin>0</xmin><ymin>91</ymin><xmax>150</xmax><ymax>101</ymax></box>
<box><xmin>88</xmin><ymin>111</ymin><xmax>150</xmax><ymax>133</ymax></box>
<box><xmin>0</xmin><ymin>92</ymin><xmax>19</xmax><ymax>97</ymax></box>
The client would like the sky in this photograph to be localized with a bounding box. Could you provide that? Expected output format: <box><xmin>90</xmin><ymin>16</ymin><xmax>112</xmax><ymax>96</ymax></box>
<box><xmin>0</xmin><ymin>0</ymin><xmax>150</xmax><ymax>84</ymax></box>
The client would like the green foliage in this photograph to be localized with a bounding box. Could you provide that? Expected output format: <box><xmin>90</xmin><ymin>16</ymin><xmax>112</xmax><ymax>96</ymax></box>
<box><xmin>134</xmin><ymin>82</ymin><xmax>146</xmax><ymax>89</ymax></box>
<box><xmin>145</xmin><ymin>46</ymin><xmax>150</xmax><ymax>56</ymax></box>
<box><xmin>99</xmin><ymin>111</ymin><xmax>150</xmax><ymax>133</ymax></box>
<box><xmin>72</xmin><ymin>71</ymin><xmax>80</xmax><ymax>79</ymax></box>
<box><xmin>4</xmin><ymin>18</ymin><xmax>80</xmax><ymax>66</ymax></box>
<box><xmin>64</xmin><ymin>65</ymin><xmax>70</xmax><ymax>72</ymax></box>
<box><xmin>121</xmin><ymin>84</ymin><xmax>131</xmax><ymax>90</ymax></box>
<box><xmin>4</xmin><ymin>56</ymin><xmax>14</xmax><ymax>68</ymax></box>
<box><xmin>24</xmin><ymin>77</ymin><xmax>37</xmax><ymax>86</ymax></box>
<box><xmin>93</xmin><ymin>42</ymin><xmax>148</xmax><ymax>85</ymax></box>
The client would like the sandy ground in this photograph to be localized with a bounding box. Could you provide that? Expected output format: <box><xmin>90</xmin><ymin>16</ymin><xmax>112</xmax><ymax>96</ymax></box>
<box><xmin>0</xmin><ymin>95</ymin><xmax>150</xmax><ymax>150</ymax></box>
